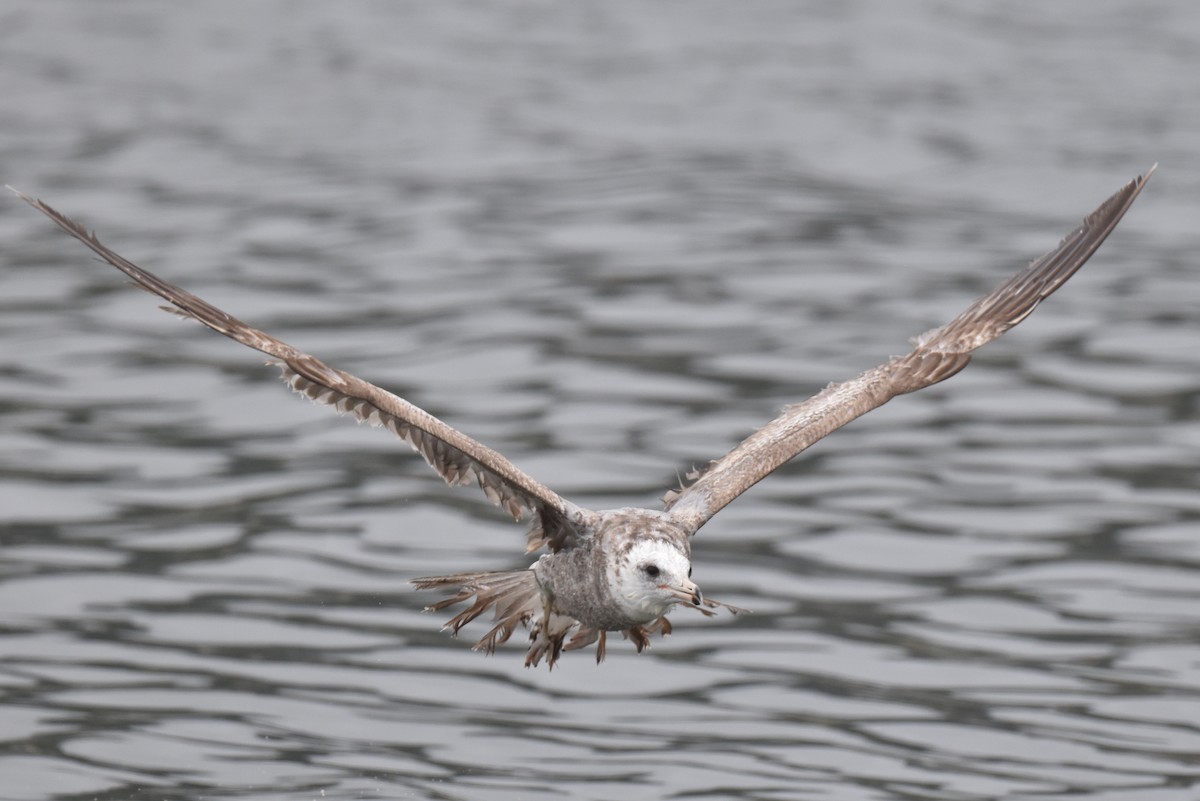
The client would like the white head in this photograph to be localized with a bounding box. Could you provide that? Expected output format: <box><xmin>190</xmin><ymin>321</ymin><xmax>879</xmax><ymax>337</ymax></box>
<box><xmin>609</xmin><ymin>538</ymin><xmax>702</xmax><ymax>623</ymax></box>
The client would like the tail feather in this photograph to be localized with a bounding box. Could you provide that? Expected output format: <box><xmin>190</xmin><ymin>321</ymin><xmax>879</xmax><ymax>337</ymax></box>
<box><xmin>411</xmin><ymin>569</ymin><xmax>541</xmax><ymax>654</ymax></box>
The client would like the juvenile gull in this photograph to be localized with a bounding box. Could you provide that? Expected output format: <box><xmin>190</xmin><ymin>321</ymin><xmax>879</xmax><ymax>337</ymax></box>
<box><xmin>11</xmin><ymin>169</ymin><xmax>1152</xmax><ymax>668</ymax></box>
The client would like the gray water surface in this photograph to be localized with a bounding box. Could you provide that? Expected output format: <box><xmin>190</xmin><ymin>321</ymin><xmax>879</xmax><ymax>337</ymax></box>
<box><xmin>2</xmin><ymin>3</ymin><xmax>1199</xmax><ymax>800</ymax></box>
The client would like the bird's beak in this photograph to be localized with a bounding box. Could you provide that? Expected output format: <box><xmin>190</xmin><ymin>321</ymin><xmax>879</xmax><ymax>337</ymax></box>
<box><xmin>664</xmin><ymin>578</ymin><xmax>703</xmax><ymax>606</ymax></box>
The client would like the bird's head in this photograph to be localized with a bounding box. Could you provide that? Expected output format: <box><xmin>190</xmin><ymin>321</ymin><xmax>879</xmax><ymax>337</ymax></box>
<box><xmin>609</xmin><ymin>537</ymin><xmax>701</xmax><ymax>622</ymax></box>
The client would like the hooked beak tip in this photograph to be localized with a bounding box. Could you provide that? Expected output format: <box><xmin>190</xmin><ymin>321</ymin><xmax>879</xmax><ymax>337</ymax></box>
<box><xmin>665</xmin><ymin>582</ymin><xmax>702</xmax><ymax>607</ymax></box>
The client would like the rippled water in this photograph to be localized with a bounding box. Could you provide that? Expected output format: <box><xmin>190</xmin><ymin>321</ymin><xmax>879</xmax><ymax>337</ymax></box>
<box><xmin>2</xmin><ymin>3</ymin><xmax>1199</xmax><ymax>800</ymax></box>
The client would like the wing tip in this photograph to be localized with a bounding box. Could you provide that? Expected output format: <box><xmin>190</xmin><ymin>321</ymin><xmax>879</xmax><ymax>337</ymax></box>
<box><xmin>8</xmin><ymin>184</ymin><xmax>48</xmax><ymax>211</ymax></box>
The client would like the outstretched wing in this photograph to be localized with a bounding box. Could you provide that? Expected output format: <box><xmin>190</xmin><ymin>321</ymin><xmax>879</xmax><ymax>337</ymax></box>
<box><xmin>664</xmin><ymin>167</ymin><xmax>1154</xmax><ymax>535</ymax></box>
<box><xmin>12</xmin><ymin>189</ymin><xmax>591</xmax><ymax>552</ymax></box>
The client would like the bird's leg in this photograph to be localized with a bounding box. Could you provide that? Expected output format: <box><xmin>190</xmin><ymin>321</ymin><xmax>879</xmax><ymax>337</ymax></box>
<box><xmin>623</xmin><ymin>625</ymin><xmax>651</xmax><ymax>653</ymax></box>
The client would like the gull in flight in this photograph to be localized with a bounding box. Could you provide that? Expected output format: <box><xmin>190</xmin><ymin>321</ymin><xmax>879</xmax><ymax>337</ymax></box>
<box><xmin>10</xmin><ymin>168</ymin><xmax>1152</xmax><ymax>668</ymax></box>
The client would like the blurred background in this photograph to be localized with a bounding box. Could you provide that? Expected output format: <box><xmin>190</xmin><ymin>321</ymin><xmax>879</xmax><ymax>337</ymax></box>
<box><xmin>1</xmin><ymin>2</ymin><xmax>1197</xmax><ymax>800</ymax></box>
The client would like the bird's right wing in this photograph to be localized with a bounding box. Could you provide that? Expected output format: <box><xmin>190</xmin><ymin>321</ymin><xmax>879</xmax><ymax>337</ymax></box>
<box><xmin>664</xmin><ymin>167</ymin><xmax>1154</xmax><ymax>535</ymax></box>
<box><xmin>13</xmin><ymin>189</ymin><xmax>593</xmax><ymax>553</ymax></box>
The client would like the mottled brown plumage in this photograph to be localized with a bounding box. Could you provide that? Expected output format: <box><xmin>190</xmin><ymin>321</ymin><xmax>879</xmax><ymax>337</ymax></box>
<box><xmin>10</xmin><ymin>167</ymin><xmax>1153</xmax><ymax>668</ymax></box>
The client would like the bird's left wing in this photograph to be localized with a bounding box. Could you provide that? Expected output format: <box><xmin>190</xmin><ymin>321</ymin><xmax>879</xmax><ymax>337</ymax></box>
<box><xmin>664</xmin><ymin>167</ymin><xmax>1154</xmax><ymax>535</ymax></box>
<box><xmin>12</xmin><ymin>189</ymin><xmax>592</xmax><ymax>552</ymax></box>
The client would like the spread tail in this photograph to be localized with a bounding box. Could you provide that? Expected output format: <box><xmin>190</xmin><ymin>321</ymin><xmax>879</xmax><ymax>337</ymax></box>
<box><xmin>411</xmin><ymin>568</ymin><xmax>579</xmax><ymax>668</ymax></box>
<box><xmin>411</xmin><ymin>569</ymin><xmax>541</xmax><ymax>655</ymax></box>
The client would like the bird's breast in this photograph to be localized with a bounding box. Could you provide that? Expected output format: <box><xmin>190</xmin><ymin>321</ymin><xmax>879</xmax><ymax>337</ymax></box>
<box><xmin>533</xmin><ymin>547</ymin><xmax>647</xmax><ymax>631</ymax></box>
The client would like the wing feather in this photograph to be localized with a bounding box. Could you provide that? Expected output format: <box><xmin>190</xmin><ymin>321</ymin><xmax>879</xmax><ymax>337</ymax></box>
<box><xmin>664</xmin><ymin>167</ymin><xmax>1154</xmax><ymax>534</ymax></box>
<box><xmin>12</xmin><ymin>188</ymin><xmax>590</xmax><ymax>552</ymax></box>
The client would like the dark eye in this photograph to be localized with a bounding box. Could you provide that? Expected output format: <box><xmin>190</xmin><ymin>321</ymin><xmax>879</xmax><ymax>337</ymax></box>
<box><xmin>688</xmin><ymin>566</ymin><xmax>693</xmax><ymax>578</ymax></box>
<box><xmin>642</xmin><ymin>564</ymin><xmax>660</xmax><ymax>579</ymax></box>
